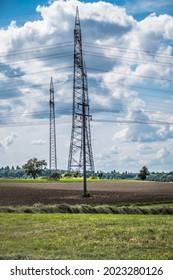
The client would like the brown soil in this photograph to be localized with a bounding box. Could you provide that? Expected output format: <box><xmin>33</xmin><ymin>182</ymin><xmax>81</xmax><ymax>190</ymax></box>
<box><xmin>0</xmin><ymin>181</ymin><xmax>173</xmax><ymax>206</ymax></box>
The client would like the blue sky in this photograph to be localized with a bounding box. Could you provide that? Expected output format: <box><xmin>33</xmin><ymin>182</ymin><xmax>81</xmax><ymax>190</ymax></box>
<box><xmin>0</xmin><ymin>0</ymin><xmax>47</xmax><ymax>27</ymax></box>
<box><xmin>1</xmin><ymin>0</ymin><xmax>173</xmax><ymax>26</ymax></box>
<box><xmin>0</xmin><ymin>0</ymin><xmax>173</xmax><ymax>172</ymax></box>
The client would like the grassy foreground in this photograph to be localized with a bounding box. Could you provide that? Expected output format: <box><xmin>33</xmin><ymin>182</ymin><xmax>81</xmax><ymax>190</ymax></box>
<box><xmin>0</xmin><ymin>213</ymin><xmax>173</xmax><ymax>260</ymax></box>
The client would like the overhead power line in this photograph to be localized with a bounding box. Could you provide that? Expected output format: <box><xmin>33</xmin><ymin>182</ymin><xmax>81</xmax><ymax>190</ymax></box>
<box><xmin>0</xmin><ymin>76</ymin><xmax>172</xmax><ymax>97</ymax></box>
<box><xmin>1</xmin><ymin>104</ymin><xmax>173</xmax><ymax>120</ymax></box>
<box><xmin>0</xmin><ymin>79</ymin><xmax>72</xmax><ymax>95</ymax></box>
<box><xmin>0</xmin><ymin>40</ymin><xmax>171</xmax><ymax>60</ymax></box>
<box><xmin>2</xmin><ymin>117</ymin><xmax>173</xmax><ymax>128</ymax></box>
<box><xmin>0</xmin><ymin>64</ymin><xmax>171</xmax><ymax>83</ymax></box>
<box><xmin>0</xmin><ymin>66</ymin><xmax>72</xmax><ymax>79</ymax></box>
<box><xmin>84</xmin><ymin>51</ymin><xmax>173</xmax><ymax>67</ymax></box>
<box><xmin>0</xmin><ymin>51</ymin><xmax>73</xmax><ymax>69</ymax></box>
<box><xmin>88</xmin><ymin>67</ymin><xmax>173</xmax><ymax>82</ymax></box>
<box><xmin>0</xmin><ymin>41</ymin><xmax>73</xmax><ymax>57</ymax></box>
<box><xmin>83</xmin><ymin>42</ymin><xmax>173</xmax><ymax>59</ymax></box>
<box><xmin>93</xmin><ymin>118</ymin><xmax>173</xmax><ymax>126</ymax></box>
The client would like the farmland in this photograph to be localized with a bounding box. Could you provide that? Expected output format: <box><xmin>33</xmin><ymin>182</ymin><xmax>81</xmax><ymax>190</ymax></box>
<box><xmin>0</xmin><ymin>180</ymin><xmax>173</xmax><ymax>260</ymax></box>
<box><xmin>0</xmin><ymin>180</ymin><xmax>173</xmax><ymax>206</ymax></box>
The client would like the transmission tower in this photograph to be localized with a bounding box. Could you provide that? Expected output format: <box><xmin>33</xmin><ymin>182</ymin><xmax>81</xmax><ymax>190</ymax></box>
<box><xmin>49</xmin><ymin>77</ymin><xmax>57</xmax><ymax>170</ymax></box>
<box><xmin>68</xmin><ymin>7</ymin><xmax>95</xmax><ymax>176</ymax></box>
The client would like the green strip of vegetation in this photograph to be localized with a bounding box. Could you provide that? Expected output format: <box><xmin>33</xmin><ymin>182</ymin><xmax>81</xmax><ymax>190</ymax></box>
<box><xmin>0</xmin><ymin>213</ymin><xmax>172</xmax><ymax>260</ymax></box>
<box><xmin>0</xmin><ymin>178</ymin><xmax>136</xmax><ymax>183</ymax></box>
<box><xmin>0</xmin><ymin>203</ymin><xmax>173</xmax><ymax>214</ymax></box>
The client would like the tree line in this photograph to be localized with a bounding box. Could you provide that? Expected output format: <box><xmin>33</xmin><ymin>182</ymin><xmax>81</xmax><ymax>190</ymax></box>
<box><xmin>1</xmin><ymin>158</ymin><xmax>173</xmax><ymax>182</ymax></box>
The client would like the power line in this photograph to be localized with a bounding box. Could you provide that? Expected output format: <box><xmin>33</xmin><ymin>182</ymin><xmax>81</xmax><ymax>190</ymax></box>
<box><xmin>0</xmin><ymin>66</ymin><xmax>72</xmax><ymax>80</ymax></box>
<box><xmin>0</xmin><ymin>64</ymin><xmax>171</xmax><ymax>85</ymax></box>
<box><xmin>0</xmin><ymin>40</ymin><xmax>171</xmax><ymax>60</ymax></box>
<box><xmin>93</xmin><ymin>118</ymin><xmax>173</xmax><ymax>126</ymax></box>
<box><xmin>84</xmin><ymin>51</ymin><xmax>173</xmax><ymax>67</ymax></box>
<box><xmin>0</xmin><ymin>79</ymin><xmax>72</xmax><ymax>95</ymax></box>
<box><xmin>102</xmin><ymin>80</ymin><xmax>173</xmax><ymax>94</ymax></box>
<box><xmin>88</xmin><ymin>67</ymin><xmax>173</xmax><ymax>82</ymax></box>
<box><xmin>0</xmin><ymin>41</ymin><xmax>171</xmax><ymax>69</ymax></box>
<box><xmin>0</xmin><ymin>76</ymin><xmax>172</xmax><ymax>97</ymax></box>
<box><xmin>0</xmin><ymin>118</ymin><xmax>71</xmax><ymax>128</ymax></box>
<box><xmin>0</xmin><ymin>41</ymin><xmax>73</xmax><ymax>57</ymax></box>
<box><xmin>0</xmin><ymin>66</ymin><xmax>172</xmax><ymax>93</ymax></box>
<box><xmin>0</xmin><ymin>54</ymin><xmax>72</xmax><ymax>71</ymax></box>
<box><xmin>0</xmin><ymin>48</ymin><xmax>171</xmax><ymax>72</ymax></box>
<box><xmin>1</xmin><ymin>106</ymin><xmax>173</xmax><ymax>124</ymax></box>
<box><xmin>0</xmin><ymin>52</ymin><xmax>73</xmax><ymax>70</ymax></box>
<box><xmin>1</xmin><ymin>117</ymin><xmax>173</xmax><ymax>128</ymax></box>
<box><xmin>1</xmin><ymin>91</ymin><xmax>173</xmax><ymax>115</ymax></box>
<box><xmin>83</xmin><ymin>42</ymin><xmax>173</xmax><ymax>59</ymax></box>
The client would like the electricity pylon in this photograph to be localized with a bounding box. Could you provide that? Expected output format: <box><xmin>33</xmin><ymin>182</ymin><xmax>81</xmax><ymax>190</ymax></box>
<box><xmin>49</xmin><ymin>77</ymin><xmax>57</xmax><ymax>170</ymax></box>
<box><xmin>68</xmin><ymin>8</ymin><xmax>95</xmax><ymax>186</ymax></box>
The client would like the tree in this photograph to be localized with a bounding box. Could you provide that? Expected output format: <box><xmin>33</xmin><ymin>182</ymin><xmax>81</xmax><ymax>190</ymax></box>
<box><xmin>22</xmin><ymin>158</ymin><xmax>47</xmax><ymax>179</ymax></box>
<box><xmin>49</xmin><ymin>171</ymin><xmax>61</xmax><ymax>180</ymax></box>
<box><xmin>138</xmin><ymin>166</ymin><xmax>150</xmax><ymax>180</ymax></box>
<box><xmin>98</xmin><ymin>170</ymin><xmax>104</xmax><ymax>179</ymax></box>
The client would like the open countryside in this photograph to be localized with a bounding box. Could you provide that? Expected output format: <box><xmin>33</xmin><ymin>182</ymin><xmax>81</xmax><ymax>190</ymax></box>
<box><xmin>0</xmin><ymin>178</ymin><xmax>173</xmax><ymax>259</ymax></box>
<box><xmin>0</xmin><ymin>0</ymin><xmax>173</xmax><ymax>261</ymax></box>
<box><xmin>1</xmin><ymin>180</ymin><xmax>173</xmax><ymax>206</ymax></box>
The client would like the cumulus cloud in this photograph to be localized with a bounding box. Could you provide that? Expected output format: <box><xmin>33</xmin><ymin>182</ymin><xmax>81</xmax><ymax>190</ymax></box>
<box><xmin>113</xmin><ymin>109</ymin><xmax>173</xmax><ymax>143</ymax></box>
<box><xmin>0</xmin><ymin>1</ymin><xmax>172</xmax><ymax>119</ymax></box>
<box><xmin>31</xmin><ymin>139</ymin><xmax>46</xmax><ymax>145</ymax></box>
<box><xmin>0</xmin><ymin>132</ymin><xmax>18</xmax><ymax>150</ymax></box>
<box><xmin>0</xmin><ymin>0</ymin><xmax>173</xmax><ymax>171</ymax></box>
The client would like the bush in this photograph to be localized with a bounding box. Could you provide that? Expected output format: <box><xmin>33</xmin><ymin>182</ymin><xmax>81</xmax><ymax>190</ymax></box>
<box><xmin>63</xmin><ymin>171</ymin><xmax>73</xmax><ymax>177</ymax></box>
<box><xmin>90</xmin><ymin>176</ymin><xmax>98</xmax><ymax>179</ymax></box>
<box><xmin>48</xmin><ymin>171</ymin><xmax>61</xmax><ymax>180</ymax></box>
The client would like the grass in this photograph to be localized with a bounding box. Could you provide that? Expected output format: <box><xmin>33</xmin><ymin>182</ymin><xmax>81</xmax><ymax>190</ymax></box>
<box><xmin>0</xmin><ymin>213</ymin><xmax>173</xmax><ymax>260</ymax></box>
<box><xmin>0</xmin><ymin>203</ymin><xmax>173</xmax><ymax>214</ymax></box>
<box><xmin>0</xmin><ymin>178</ymin><xmax>172</xmax><ymax>260</ymax></box>
<box><xmin>0</xmin><ymin>178</ymin><xmax>136</xmax><ymax>183</ymax></box>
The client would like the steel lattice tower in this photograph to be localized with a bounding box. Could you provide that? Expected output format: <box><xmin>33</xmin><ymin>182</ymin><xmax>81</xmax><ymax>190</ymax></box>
<box><xmin>68</xmin><ymin>7</ymin><xmax>95</xmax><ymax>174</ymax></box>
<box><xmin>49</xmin><ymin>77</ymin><xmax>57</xmax><ymax>170</ymax></box>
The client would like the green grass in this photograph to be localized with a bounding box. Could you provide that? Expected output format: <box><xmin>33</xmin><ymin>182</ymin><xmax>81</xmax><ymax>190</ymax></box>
<box><xmin>0</xmin><ymin>178</ymin><xmax>136</xmax><ymax>183</ymax></box>
<box><xmin>0</xmin><ymin>213</ymin><xmax>173</xmax><ymax>260</ymax></box>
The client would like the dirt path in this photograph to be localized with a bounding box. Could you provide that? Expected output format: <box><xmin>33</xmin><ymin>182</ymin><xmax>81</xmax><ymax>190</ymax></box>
<box><xmin>0</xmin><ymin>181</ymin><xmax>173</xmax><ymax>206</ymax></box>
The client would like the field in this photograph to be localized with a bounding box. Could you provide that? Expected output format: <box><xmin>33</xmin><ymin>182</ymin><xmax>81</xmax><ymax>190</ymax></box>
<box><xmin>0</xmin><ymin>214</ymin><xmax>173</xmax><ymax>260</ymax></box>
<box><xmin>0</xmin><ymin>180</ymin><xmax>173</xmax><ymax>260</ymax></box>
<box><xmin>1</xmin><ymin>180</ymin><xmax>173</xmax><ymax>206</ymax></box>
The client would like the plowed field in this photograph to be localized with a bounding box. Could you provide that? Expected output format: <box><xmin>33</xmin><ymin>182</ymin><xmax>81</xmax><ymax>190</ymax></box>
<box><xmin>1</xmin><ymin>181</ymin><xmax>173</xmax><ymax>206</ymax></box>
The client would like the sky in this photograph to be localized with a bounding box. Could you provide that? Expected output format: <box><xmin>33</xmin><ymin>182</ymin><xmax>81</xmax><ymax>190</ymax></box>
<box><xmin>0</xmin><ymin>0</ymin><xmax>173</xmax><ymax>172</ymax></box>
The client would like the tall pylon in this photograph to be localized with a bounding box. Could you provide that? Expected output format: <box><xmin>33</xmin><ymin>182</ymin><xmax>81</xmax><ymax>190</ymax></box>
<box><xmin>49</xmin><ymin>77</ymin><xmax>57</xmax><ymax>170</ymax></box>
<box><xmin>68</xmin><ymin>7</ymin><xmax>95</xmax><ymax>175</ymax></box>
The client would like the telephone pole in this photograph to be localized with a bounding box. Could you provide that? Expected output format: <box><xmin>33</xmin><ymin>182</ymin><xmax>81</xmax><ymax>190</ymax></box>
<box><xmin>68</xmin><ymin>7</ymin><xmax>94</xmax><ymax>196</ymax></box>
<box><xmin>49</xmin><ymin>77</ymin><xmax>57</xmax><ymax>171</ymax></box>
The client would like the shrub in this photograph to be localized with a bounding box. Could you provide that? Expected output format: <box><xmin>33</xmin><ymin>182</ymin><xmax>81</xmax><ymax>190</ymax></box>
<box><xmin>48</xmin><ymin>171</ymin><xmax>61</xmax><ymax>180</ymax></box>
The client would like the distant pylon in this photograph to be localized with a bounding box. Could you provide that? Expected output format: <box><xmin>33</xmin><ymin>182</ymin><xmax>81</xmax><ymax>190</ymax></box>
<box><xmin>68</xmin><ymin>7</ymin><xmax>95</xmax><ymax>174</ymax></box>
<box><xmin>49</xmin><ymin>77</ymin><xmax>57</xmax><ymax>170</ymax></box>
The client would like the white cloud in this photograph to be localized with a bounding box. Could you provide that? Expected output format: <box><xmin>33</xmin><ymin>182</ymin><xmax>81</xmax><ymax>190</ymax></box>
<box><xmin>31</xmin><ymin>139</ymin><xmax>46</xmax><ymax>145</ymax></box>
<box><xmin>114</xmin><ymin>109</ymin><xmax>173</xmax><ymax>143</ymax></box>
<box><xmin>4</xmin><ymin>132</ymin><xmax>17</xmax><ymax>147</ymax></box>
<box><xmin>156</xmin><ymin>147</ymin><xmax>170</xmax><ymax>159</ymax></box>
<box><xmin>0</xmin><ymin>132</ymin><xmax>18</xmax><ymax>150</ymax></box>
<box><xmin>125</xmin><ymin>0</ymin><xmax>173</xmax><ymax>16</ymax></box>
<box><xmin>0</xmin><ymin>0</ymin><xmax>173</xmax><ymax>171</ymax></box>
